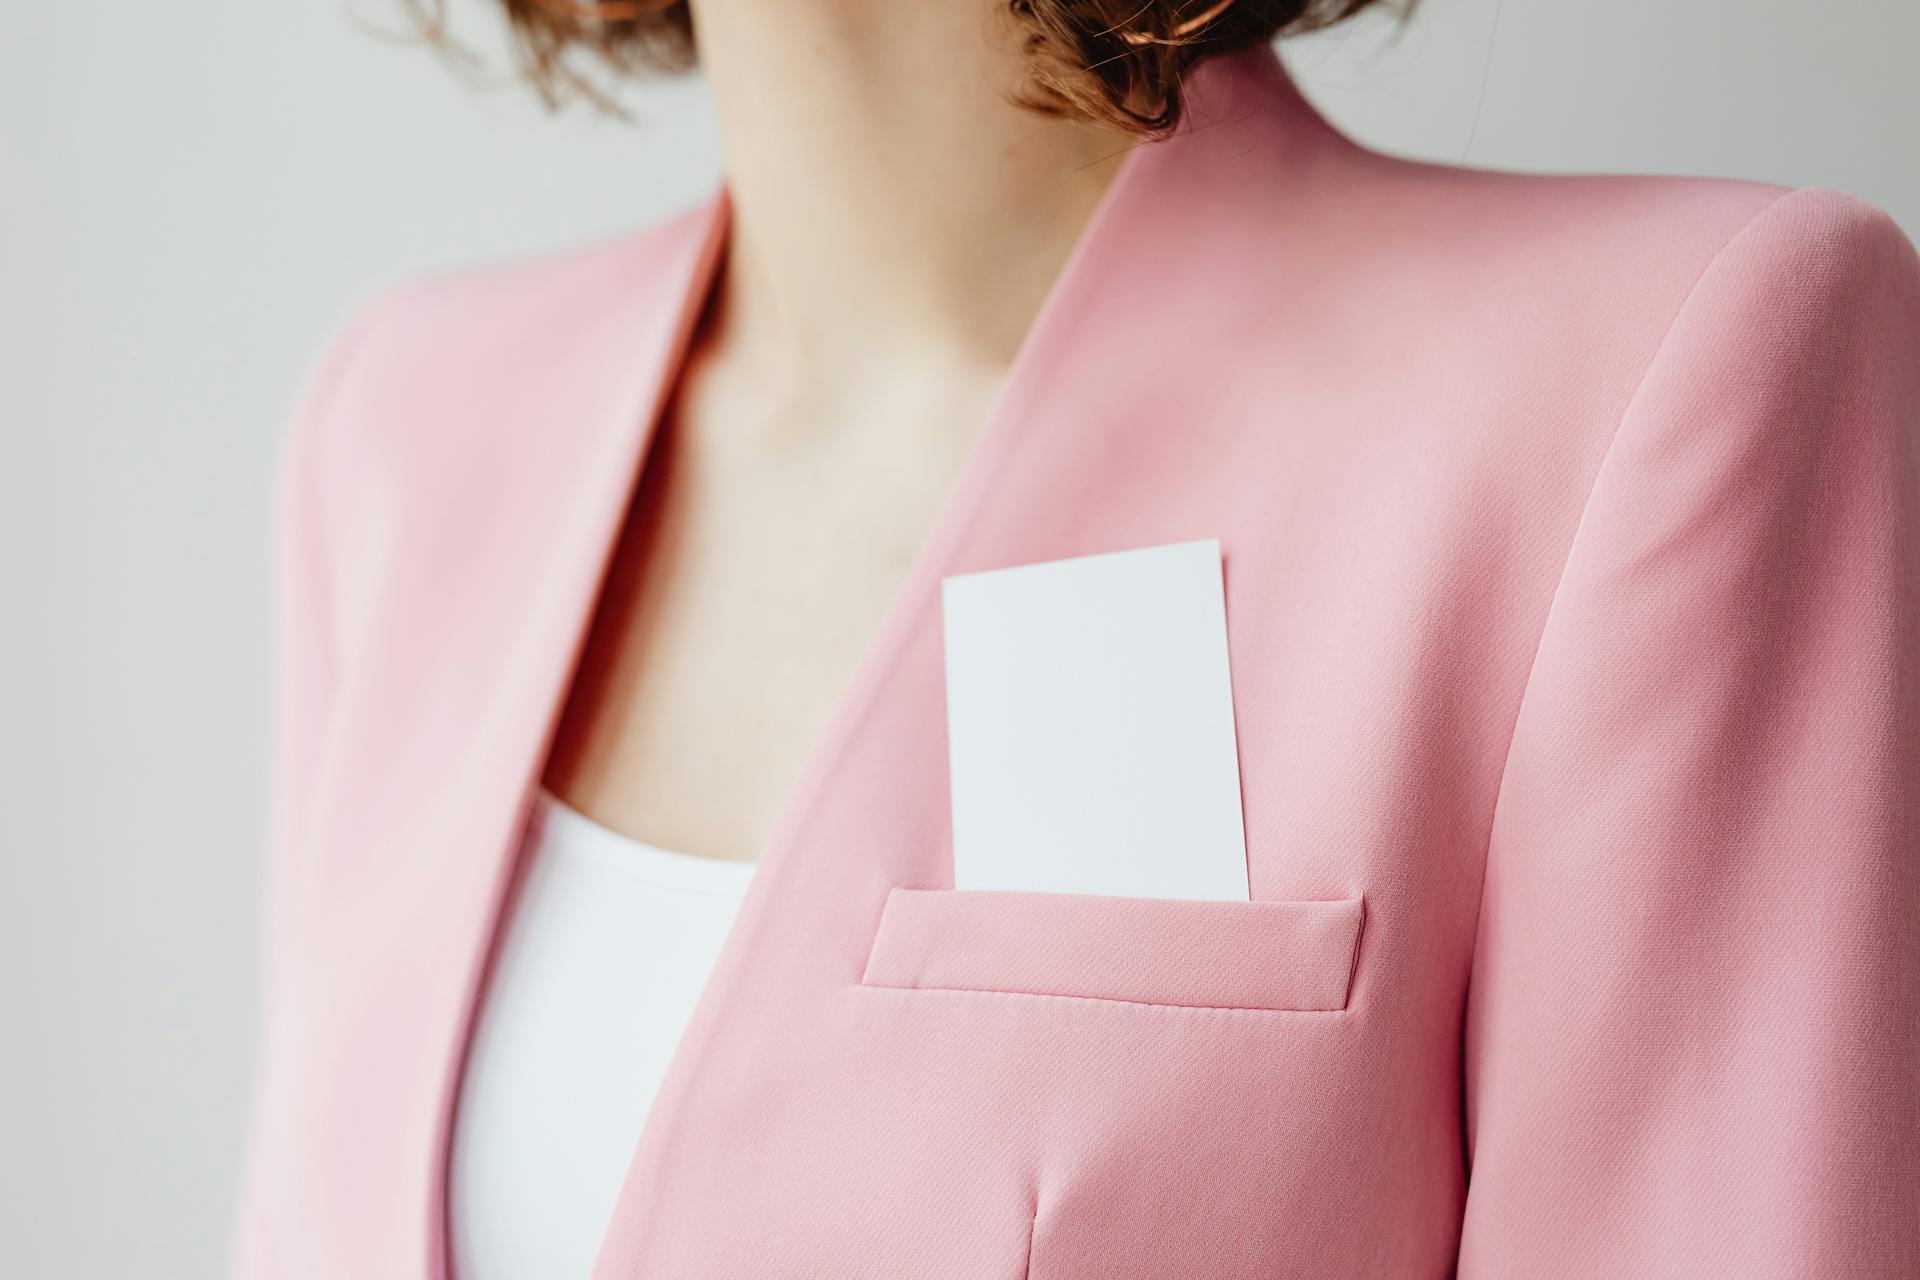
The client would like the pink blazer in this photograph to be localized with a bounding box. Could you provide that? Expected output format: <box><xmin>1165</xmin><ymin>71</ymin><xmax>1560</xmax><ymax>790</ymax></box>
<box><xmin>234</xmin><ymin>45</ymin><xmax>1920</xmax><ymax>1279</ymax></box>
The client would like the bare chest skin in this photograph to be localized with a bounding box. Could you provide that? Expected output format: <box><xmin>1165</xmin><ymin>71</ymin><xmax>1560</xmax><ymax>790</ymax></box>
<box><xmin>541</xmin><ymin>330</ymin><xmax>1004</xmax><ymax>863</ymax></box>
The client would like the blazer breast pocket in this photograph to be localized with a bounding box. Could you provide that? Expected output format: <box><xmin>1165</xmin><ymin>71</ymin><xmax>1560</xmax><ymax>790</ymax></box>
<box><xmin>859</xmin><ymin>887</ymin><xmax>1365</xmax><ymax>1013</ymax></box>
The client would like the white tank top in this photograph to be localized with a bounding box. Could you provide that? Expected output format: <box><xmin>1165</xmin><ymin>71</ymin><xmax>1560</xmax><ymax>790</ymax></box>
<box><xmin>449</xmin><ymin>788</ymin><xmax>756</xmax><ymax>1280</ymax></box>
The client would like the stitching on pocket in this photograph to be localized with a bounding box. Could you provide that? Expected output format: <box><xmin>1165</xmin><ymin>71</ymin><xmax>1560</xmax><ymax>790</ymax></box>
<box><xmin>859</xmin><ymin>887</ymin><xmax>1365</xmax><ymax>1013</ymax></box>
<box><xmin>858</xmin><ymin>982</ymin><xmax>1356</xmax><ymax>1016</ymax></box>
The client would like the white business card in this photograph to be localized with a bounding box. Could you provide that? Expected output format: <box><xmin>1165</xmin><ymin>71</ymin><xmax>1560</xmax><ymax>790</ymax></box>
<box><xmin>941</xmin><ymin>538</ymin><xmax>1250</xmax><ymax>900</ymax></box>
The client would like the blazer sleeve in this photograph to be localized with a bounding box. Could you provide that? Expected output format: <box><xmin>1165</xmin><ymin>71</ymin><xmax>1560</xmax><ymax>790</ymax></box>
<box><xmin>232</xmin><ymin>294</ymin><xmax>387</xmax><ymax>1270</ymax></box>
<box><xmin>258</xmin><ymin>300</ymin><xmax>387</xmax><ymax>966</ymax></box>
<box><xmin>1458</xmin><ymin>187</ymin><xmax>1920</xmax><ymax>1277</ymax></box>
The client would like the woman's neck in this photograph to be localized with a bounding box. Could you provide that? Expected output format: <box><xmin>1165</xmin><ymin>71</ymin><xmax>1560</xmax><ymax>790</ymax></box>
<box><xmin>687</xmin><ymin>0</ymin><xmax>1130</xmax><ymax>374</ymax></box>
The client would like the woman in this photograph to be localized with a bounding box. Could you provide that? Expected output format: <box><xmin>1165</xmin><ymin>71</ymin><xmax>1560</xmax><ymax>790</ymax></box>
<box><xmin>233</xmin><ymin>0</ymin><xmax>1920</xmax><ymax>1276</ymax></box>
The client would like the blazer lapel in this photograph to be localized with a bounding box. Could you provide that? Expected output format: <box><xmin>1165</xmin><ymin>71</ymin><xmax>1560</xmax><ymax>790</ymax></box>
<box><xmin>392</xmin><ymin>192</ymin><xmax>730</xmax><ymax>1278</ymax></box>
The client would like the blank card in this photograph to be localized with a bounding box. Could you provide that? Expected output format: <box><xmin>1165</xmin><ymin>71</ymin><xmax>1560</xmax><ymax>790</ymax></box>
<box><xmin>941</xmin><ymin>538</ymin><xmax>1250</xmax><ymax>900</ymax></box>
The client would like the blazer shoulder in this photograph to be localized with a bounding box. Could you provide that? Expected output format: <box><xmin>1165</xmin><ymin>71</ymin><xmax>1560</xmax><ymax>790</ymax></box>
<box><xmin>1571</xmin><ymin>181</ymin><xmax>1920</xmax><ymax>395</ymax></box>
<box><xmin>1627</xmin><ymin>184</ymin><xmax>1920</xmax><ymax>449</ymax></box>
<box><xmin>326</xmin><ymin>193</ymin><xmax>718</xmax><ymax>387</ymax></box>
<box><xmin>282</xmin><ymin>193</ymin><xmax>719</xmax><ymax>503</ymax></box>
<box><xmin>1357</xmin><ymin>143</ymin><xmax>1917</xmax><ymax>291</ymax></box>
<box><xmin>1350</xmin><ymin>153</ymin><xmax>1920</xmax><ymax>372</ymax></box>
<box><xmin>1691</xmin><ymin>185</ymin><xmax>1920</xmax><ymax>317</ymax></box>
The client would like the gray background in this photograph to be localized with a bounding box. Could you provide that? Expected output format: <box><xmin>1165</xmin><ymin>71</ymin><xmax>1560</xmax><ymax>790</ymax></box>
<box><xmin>4</xmin><ymin>1</ymin><xmax>1914</xmax><ymax>1274</ymax></box>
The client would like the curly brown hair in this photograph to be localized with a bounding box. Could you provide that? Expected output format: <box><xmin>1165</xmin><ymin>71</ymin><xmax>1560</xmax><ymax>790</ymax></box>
<box><xmin>409</xmin><ymin>0</ymin><xmax>1407</xmax><ymax>137</ymax></box>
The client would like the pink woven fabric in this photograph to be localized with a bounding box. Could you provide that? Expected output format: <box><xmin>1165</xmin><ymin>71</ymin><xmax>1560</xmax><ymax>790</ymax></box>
<box><xmin>233</xmin><ymin>45</ymin><xmax>1920</xmax><ymax>1280</ymax></box>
